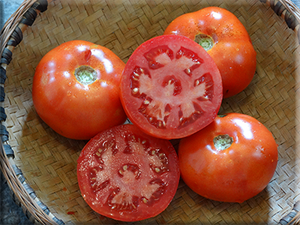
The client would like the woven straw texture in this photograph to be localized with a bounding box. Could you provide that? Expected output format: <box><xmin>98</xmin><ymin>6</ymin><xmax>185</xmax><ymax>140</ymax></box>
<box><xmin>1</xmin><ymin>0</ymin><xmax>300</xmax><ymax>224</ymax></box>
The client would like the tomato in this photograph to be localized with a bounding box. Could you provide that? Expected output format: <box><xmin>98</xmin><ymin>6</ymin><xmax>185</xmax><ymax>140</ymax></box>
<box><xmin>164</xmin><ymin>7</ymin><xmax>257</xmax><ymax>98</ymax></box>
<box><xmin>32</xmin><ymin>40</ymin><xmax>127</xmax><ymax>140</ymax></box>
<box><xmin>77</xmin><ymin>124</ymin><xmax>180</xmax><ymax>222</ymax></box>
<box><xmin>178</xmin><ymin>113</ymin><xmax>278</xmax><ymax>203</ymax></box>
<box><xmin>120</xmin><ymin>35</ymin><xmax>223</xmax><ymax>140</ymax></box>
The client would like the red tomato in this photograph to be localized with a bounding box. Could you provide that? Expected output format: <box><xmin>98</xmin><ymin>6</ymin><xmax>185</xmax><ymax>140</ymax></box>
<box><xmin>164</xmin><ymin>7</ymin><xmax>257</xmax><ymax>98</ymax></box>
<box><xmin>120</xmin><ymin>35</ymin><xmax>223</xmax><ymax>140</ymax></box>
<box><xmin>178</xmin><ymin>113</ymin><xmax>278</xmax><ymax>203</ymax></box>
<box><xmin>77</xmin><ymin>124</ymin><xmax>180</xmax><ymax>222</ymax></box>
<box><xmin>32</xmin><ymin>40</ymin><xmax>127</xmax><ymax>140</ymax></box>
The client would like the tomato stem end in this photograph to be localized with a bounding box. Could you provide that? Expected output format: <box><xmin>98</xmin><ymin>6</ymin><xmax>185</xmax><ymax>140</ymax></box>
<box><xmin>195</xmin><ymin>34</ymin><xmax>214</xmax><ymax>51</ymax></box>
<box><xmin>213</xmin><ymin>134</ymin><xmax>233</xmax><ymax>151</ymax></box>
<box><xmin>75</xmin><ymin>65</ymin><xmax>97</xmax><ymax>85</ymax></box>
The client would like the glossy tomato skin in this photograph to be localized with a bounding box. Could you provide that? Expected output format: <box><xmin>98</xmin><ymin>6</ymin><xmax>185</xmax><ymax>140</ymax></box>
<box><xmin>164</xmin><ymin>7</ymin><xmax>257</xmax><ymax>98</ymax></box>
<box><xmin>178</xmin><ymin>113</ymin><xmax>278</xmax><ymax>203</ymax></box>
<box><xmin>120</xmin><ymin>35</ymin><xmax>223</xmax><ymax>140</ymax></box>
<box><xmin>32</xmin><ymin>40</ymin><xmax>127</xmax><ymax>140</ymax></box>
<box><xmin>77</xmin><ymin>124</ymin><xmax>180</xmax><ymax>222</ymax></box>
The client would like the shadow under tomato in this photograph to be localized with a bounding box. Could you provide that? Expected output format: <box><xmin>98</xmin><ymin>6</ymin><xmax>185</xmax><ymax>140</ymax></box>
<box><xmin>172</xmin><ymin>178</ymin><xmax>272</xmax><ymax>224</ymax></box>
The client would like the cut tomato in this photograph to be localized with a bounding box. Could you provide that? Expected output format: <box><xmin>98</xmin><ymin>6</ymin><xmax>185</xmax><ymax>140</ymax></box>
<box><xmin>120</xmin><ymin>35</ymin><xmax>223</xmax><ymax>139</ymax></box>
<box><xmin>77</xmin><ymin>124</ymin><xmax>180</xmax><ymax>222</ymax></box>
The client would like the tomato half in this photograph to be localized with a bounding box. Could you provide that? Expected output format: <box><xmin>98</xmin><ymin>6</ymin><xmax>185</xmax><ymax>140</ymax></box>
<box><xmin>120</xmin><ymin>35</ymin><xmax>223</xmax><ymax>140</ymax></box>
<box><xmin>32</xmin><ymin>40</ymin><xmax>127</xmax><ymax>140</ymax></box>
<box><xmin>164</xmin><ymin>7</ymin><xmax>257</xmax><ymax>98</ymax></box>
<box><xmin>178</xmin><ymin>113</ymin><xmax>278</xmax><ymax>203</ymax></box>
<box><xmin>77</xmin><ymin>124</ymin><xmax>180</xmax><ymax>222</ymax></box>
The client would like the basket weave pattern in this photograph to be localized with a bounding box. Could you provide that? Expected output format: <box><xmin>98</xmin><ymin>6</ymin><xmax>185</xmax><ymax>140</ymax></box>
<box><xmin>1</xmin><ymin>0</ymin><xmax>300</xmax><ymax>224</ymax></box>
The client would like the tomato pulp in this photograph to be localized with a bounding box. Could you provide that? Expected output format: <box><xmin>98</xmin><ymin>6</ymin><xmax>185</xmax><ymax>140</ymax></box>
<box><xmin>164</xmin><ymin>7</ymin><xmax>257</xmax><ymax>98</ymax></box>
<box><xmin>178</xmin><ymin>113</ymin><xmax>278</xmax><ymax>203</ymax></box>
<box><xmin>32</xmin><ymin>40</ymin><xmax>127</xmax><ymax>140</ymax></box>
<box><xmin>77</xmin><ymin>124</ymin><xmax>180</xmax><ymax>222</ymax></box>
<box><xmin>120</xmin><ymin>35</ymin><xmax>223</xmax><ymax>140</ymax></box>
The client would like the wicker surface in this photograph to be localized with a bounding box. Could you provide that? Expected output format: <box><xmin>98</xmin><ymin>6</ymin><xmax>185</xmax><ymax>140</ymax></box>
<box><xmin>1</xmin><ymin>0</ymin><xmax>300</xmax><ymax>224</ymax></box>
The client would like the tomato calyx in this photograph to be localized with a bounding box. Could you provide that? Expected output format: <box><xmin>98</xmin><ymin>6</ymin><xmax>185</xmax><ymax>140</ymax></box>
<box><xmin>75</xmin><ymin>65</ymin><xmax>97</xmax><ymax>85</ymax></box>
<box><xmin>194</xmin><ymin>33</ymin><xmax>214</xmax><ymax>51</ymax></box>
<box><xmin>213</xmin><ymin>134</ymin><xmax>233</xmax><ymax>150</ymax></box>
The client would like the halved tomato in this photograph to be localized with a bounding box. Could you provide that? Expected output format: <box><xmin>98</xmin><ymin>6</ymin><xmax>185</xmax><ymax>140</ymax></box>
<box><xmin>120</xmin><ymin>35</ymin><xmax>223</xmax><ymax>139</ymax></box>
<box><xmin>77</xmin><ymin>124</ymin><xmax>180</xmax><ymax>222</ymax></box>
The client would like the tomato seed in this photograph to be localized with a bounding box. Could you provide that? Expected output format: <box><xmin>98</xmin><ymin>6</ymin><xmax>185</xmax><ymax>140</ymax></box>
<box><xmin>154</xmin><ymin>168</ymin><xmax>161</xmax><ymax>173</ymax></box>
<box><xmin>132</xmin><ymin>88</ymin><xmax>139</xmax><ymax>94</ymax></box>
<box><xmin>141</xmin><ymin>197</ymin><xmax>148</xmax><ymax>204</ymax></box>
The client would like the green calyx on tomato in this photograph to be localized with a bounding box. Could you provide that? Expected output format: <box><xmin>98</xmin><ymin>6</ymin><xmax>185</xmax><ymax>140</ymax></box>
<box><xmin>213</xmin><ymin>134</ymin><xmax>233</xmax><ymax>150</ymax></box>
<box><xmin>75</xmin><ymin>65</ymin><xmax>97</xmax><ymax>85</ymax></box>
<box><xmin>195</xmin><ymin>33</ymin><xmax>214</xmax><ymax>51</ymax></box>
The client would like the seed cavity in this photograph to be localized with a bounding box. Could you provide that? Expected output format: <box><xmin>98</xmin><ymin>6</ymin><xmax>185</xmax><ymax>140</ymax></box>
<box><xmin>148</xmin><ymin>148</ymin><xmax>169</xmax><ymax>174</ymax></box>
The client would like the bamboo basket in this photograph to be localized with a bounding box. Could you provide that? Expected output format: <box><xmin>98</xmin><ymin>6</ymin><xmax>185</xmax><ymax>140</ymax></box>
<box><xmin>1</xmin><ymin>0</ymin><xmax>300</xmax><ymax>224</ymax></box>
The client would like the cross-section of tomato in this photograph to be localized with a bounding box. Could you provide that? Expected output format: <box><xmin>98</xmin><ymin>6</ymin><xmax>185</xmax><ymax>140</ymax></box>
<box><xmin>77</xmin><ymin>124</ymin><xmax>180</xmax><ymax>222</ymax></box>
<box><xmin>120</xmin><ymin>35</ymin><xmax>223</xmax><ymax>139</ymax></box>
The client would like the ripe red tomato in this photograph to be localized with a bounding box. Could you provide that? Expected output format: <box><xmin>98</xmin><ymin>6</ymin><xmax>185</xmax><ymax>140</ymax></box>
<box><xmin>32</xmin><ymin>40</ymin><xmax>127</xmax><ymax>140</ymax></box>
<box><xmin>120</xmin><ymin>35</ymin><xmax>223</xmax><ymax>140</ymax></box>
<box><xmin>77</xmin><ymin>124</ymin><xmax>180</xmax><ymax>222</ymax></box>
<box><xmin>178</xmin><ymin>113</ymin><xmax>278</xmax><ymax>203</ymax></box>
<box><xmin>164</xmin><ymin>7</ymin><xmax>257</xmax><ymax>98</ymax></box>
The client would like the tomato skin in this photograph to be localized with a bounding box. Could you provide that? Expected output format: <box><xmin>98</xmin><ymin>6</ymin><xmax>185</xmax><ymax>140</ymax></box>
<box><xmin>164</xmin><ymin>7</ymin><xmax>257</xmax><ymax>98</ymax></box>
<box><xmin>178</xmin><ymin>113</ymin><xmax>278</xmax><ymax>203</ymax></box>
<box><xmin>32</xmin><ymin>40</ymin><xmax>127</xmax><ymax>140</ymax></box>
<box><xmin>120</xmin><ymin>35</ymin><xmax>223</xmax><ymax>140</ymax></box>
<box><xmin>77</xmin><ymin>124</ymin><xmax>180</xmax><ymax>222</ymax></box>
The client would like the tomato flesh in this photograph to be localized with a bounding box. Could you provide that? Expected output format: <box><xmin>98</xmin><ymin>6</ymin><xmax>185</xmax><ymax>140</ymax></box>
<box><xmin>121</xmin><ymin>35</ymin><xmax>223</xmax><ymax>139</ymax></box>
<box><xmin>77</xmin><ymin>124</ymin><xmax>180</xmax><ymax>222</ymax></box>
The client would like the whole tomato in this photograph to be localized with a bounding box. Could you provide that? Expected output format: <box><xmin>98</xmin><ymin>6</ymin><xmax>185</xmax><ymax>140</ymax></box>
<box><xmin>164</xmin><ymin>7</ymin><xmax>257</xmax><ymax>98</ymax></box>
<box><xmin>178</xmin><ymin>113</ymin><xmax>278</xmax><ymax>203</ymax></box>
<box><xmin>32</xmin><ymin>40</ymin><xmax>127</xmax><ymax>140</ymax></box>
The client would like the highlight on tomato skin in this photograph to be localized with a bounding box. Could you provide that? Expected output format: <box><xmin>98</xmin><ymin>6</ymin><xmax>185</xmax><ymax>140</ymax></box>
<box><xmin>77</xmin><ymin>124</ymin><xmax>180</xmax><ymax>222</ymax></box>
<box><xmin>178</xmin><ymin>113</ymin><xmax>278</xmax><ymax>203</ymax></box>
<box><xmin>120</xmin><ymin>34</ymin><xmax>223</xmax><ymax>140</ymax></box>
<box><xmin>164</xmin><ymin>6</ymin><xmax>257</xmax><ymax>98</ymax></box>
<box><xmin>32</xmin><ymin>40</ymin><xmax>127</xmax><ymax>140</ymax></box>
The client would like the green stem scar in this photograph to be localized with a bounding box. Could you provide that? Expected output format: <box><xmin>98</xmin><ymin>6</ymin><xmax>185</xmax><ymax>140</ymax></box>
<box><xmin>213</xmin><ymin>134</ymin><xmax>233</xmax><ymax>151</ymax></box>
<box><xmin>75</xmin><ymin>65</ymin><xmax>97</xmax><ymax>85</ymax></box>
<box><xmin>195</xmin><ymin>33</ymin><xmax>214</xmax><ymax>51</ymax></box>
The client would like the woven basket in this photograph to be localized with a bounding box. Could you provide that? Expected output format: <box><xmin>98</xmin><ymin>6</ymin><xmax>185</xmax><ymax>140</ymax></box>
<box><xmin>1</xmin><ymin>0</ymin><xmax>300</xmax><ymax>224</ymax></box>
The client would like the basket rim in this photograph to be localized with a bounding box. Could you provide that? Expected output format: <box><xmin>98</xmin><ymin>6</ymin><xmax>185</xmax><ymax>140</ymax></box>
<box><xmin>0</xmin><ymin>0</ymin><xmax>300</xmax><ymax>224</ymax></box>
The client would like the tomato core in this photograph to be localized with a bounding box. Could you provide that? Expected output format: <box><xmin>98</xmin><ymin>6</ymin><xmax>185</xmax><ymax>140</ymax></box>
<box><xmin>75</xmin><ymin>65</ymin><xmax>97</xmax><ymax>85</ymax></box>
<box><xmin>195</xmin><ymin>34</ymin><xmax>214</xmax><ymax>51</ymax></box>
<box><xmin>213</xmin><ymin>134</ymin><xmax>233</xmax><ymax>150</ymax></box>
